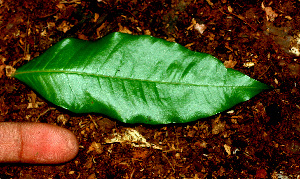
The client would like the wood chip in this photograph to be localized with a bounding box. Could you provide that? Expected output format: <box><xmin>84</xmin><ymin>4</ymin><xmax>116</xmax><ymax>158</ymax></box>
<box><xmin>118</xmin><ymin>23</ymin><xmax>132</xmax><ymax>34</ymax></box>
<box><xmin>224</xmin><ymin>144</ymin><xmax>231</xmax><ymax>155</ymax></box>
<box><xmin>243</xmin><ymin>62</ymin><xmax>255</xmax><ymax>68</ymax></box>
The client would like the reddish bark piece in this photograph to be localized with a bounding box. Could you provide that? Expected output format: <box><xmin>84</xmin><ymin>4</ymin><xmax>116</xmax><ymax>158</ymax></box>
<box><xmin>256</xmin><ymin>168</ymin><xmax>267</xmax><ymax>179</ymax></box>
<box><xmin>0</xmin><ymin>122</ymin><xmax>78</xmax><ymax>164</ymax></box>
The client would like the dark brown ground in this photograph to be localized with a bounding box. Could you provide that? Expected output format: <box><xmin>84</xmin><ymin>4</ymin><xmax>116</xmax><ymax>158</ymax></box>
<box><xmin>1</xmin><ymin>0</ymin><xmax>300</xmax><ymax>178</ymax></box>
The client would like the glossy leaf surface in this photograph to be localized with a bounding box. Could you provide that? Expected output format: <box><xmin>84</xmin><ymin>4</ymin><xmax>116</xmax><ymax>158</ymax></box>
<box><xmin>13</xmin><ymin>32</ymin><xmax>271</xmax><ymax>124</ymax></box>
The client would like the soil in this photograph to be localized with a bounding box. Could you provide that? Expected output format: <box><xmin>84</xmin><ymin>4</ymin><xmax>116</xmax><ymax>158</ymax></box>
<box><xmin>1</xmin><ymin>0</ymin><xmax>300</xmax><ymax>178</ymax></box>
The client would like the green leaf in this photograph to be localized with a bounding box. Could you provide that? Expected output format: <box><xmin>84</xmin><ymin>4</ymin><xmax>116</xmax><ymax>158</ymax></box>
<box><xmin>13</xmin><ymin>32</ymin><xmax>272</xmax><ymax>124</ymax></box>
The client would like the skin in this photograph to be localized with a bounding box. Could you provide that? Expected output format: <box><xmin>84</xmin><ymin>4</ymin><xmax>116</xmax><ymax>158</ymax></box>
<box><xmin>0</xmin><ymin>122</ymin><xmax>79</xmax><ymax>164</ymax></box>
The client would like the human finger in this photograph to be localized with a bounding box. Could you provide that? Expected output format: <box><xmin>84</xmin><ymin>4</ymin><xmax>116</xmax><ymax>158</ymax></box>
<box><xmin>0</xmin><ymin>122</ymin><xmax>78</xmax><ymax>164</ymax></box>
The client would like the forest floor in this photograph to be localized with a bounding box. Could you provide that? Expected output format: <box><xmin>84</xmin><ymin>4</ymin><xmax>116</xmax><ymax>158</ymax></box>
<box><xmin>1</xmin><ymin>0</ymin><xmax>300</xmax><ymax>178</ymax></box>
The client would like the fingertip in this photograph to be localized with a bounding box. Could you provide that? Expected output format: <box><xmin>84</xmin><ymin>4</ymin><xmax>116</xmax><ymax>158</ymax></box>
<box><xmin>0</xmin><ymin>122</ymin><xmax>79</xmax><ymax>164</ymax></box>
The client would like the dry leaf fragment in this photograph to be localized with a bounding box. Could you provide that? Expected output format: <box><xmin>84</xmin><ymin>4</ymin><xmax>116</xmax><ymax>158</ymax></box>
<box><xmin>27</xmin><ymin>92</ymin><xmax>41</xmax><ymax>109</ymax></box>
<box><xmin>23</xmin><ymin>54</ymin><xmax>31</xmax><ymax>61</ymax></box>
<box><xmin>40</xmin><ymin>29</ymin><xmax>47</xmax><ymax>37</ymax></box>
<box><xmin>194</xmin><ymin>23</ymin><xmax>207</xmax><ymax>34</ymax></box>
<box><xmin>118</xmin><ymin>23</ymin><xmax>132</xmax><ymax>34</ymax></box>
<box><xmin>187</xmin><ymin>18</ymin><xmax>207</xmax><ymax>34</ymax></box>
<box><xmin>262</xmin><ymin>3</ymin><xmax>278</xmax><ymax>22</ymax></box>
<box><xmin>212</xmin><ymin>115</ymin><xmax>226</xmax><ymax>135</ymax></box>
<box><xmin>144</xmin><ymin>29</ymin><xmax>151</xmax><ymax>35</ymax></box>
<box><xmin>105</xmin><ymin>128</ymin><xmax>162</xmax><ymax>149</ymax></box>
<box><xmin>57</xmin><ymin>114</ymin><xmax>68</xmax><ymax>125</ymax></box>
<box><xmin>5</xmin><ymin>65</ymin><xmax>16</xmax><ymax>77</ymax></box>
<box><xmin>87</xmin><ymin>142</ymin><xmax>103</xmax><ymax>154</ymax></box>
<box><xmin>224</xmin><ymin>59</ymin><xmax>237</xmax><ymax>69</ymax></box>
<box><xmin>57</xmin><ymin>20</ymin><xmax>73</xmax><ymax>33</ymax></box>
<box><xmin>289</xmin><ymin>47</ymin><xmax>300</xmax><ymax>56</ymax></box>
<box><xmin>264</xmin><ymin>7</ymin><xmax>278</xmax><ymax>22</ymax></box>
<box><xmin>78</xmin><ymin>33</ymin><xmax>89</xmax><ymax>40</ymax></box>
<box><xmin>47</xmin><ymin>22</ymin><xmax>56</xmax><ymax>29</ymax></box>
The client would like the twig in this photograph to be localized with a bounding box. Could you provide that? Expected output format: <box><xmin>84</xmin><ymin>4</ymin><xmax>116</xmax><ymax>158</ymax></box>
<box><xmin>218</xmin><ymin>8</ymin><xmax>256</xmax><ymax>31</ymax></box>
<box><xmin>162</xmin><ymin>153</ymin><xmax>175</xmax><ymax>173</ymax></box>
<box><xmin>129</xmin><ymin>168</ymin><xmax>135</xmax><ymax>179</ymax></box>
<box><xmin>36</xmin><ymin>107</ymin><xmax>56</xmax><ymax>121</ymax></box>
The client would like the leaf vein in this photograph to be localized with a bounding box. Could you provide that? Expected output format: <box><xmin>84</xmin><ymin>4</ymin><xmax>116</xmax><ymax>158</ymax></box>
<box><xmin>14</xmin><ymin>70</ymin><xmax>263</xmax><ymax>89</ymax></box>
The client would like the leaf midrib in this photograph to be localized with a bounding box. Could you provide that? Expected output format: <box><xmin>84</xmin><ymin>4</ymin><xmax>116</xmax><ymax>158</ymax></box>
<box><xmin>14</xmin><ymin>70</ymin><xmax>263</xmax><ymax>89</ymax></box>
